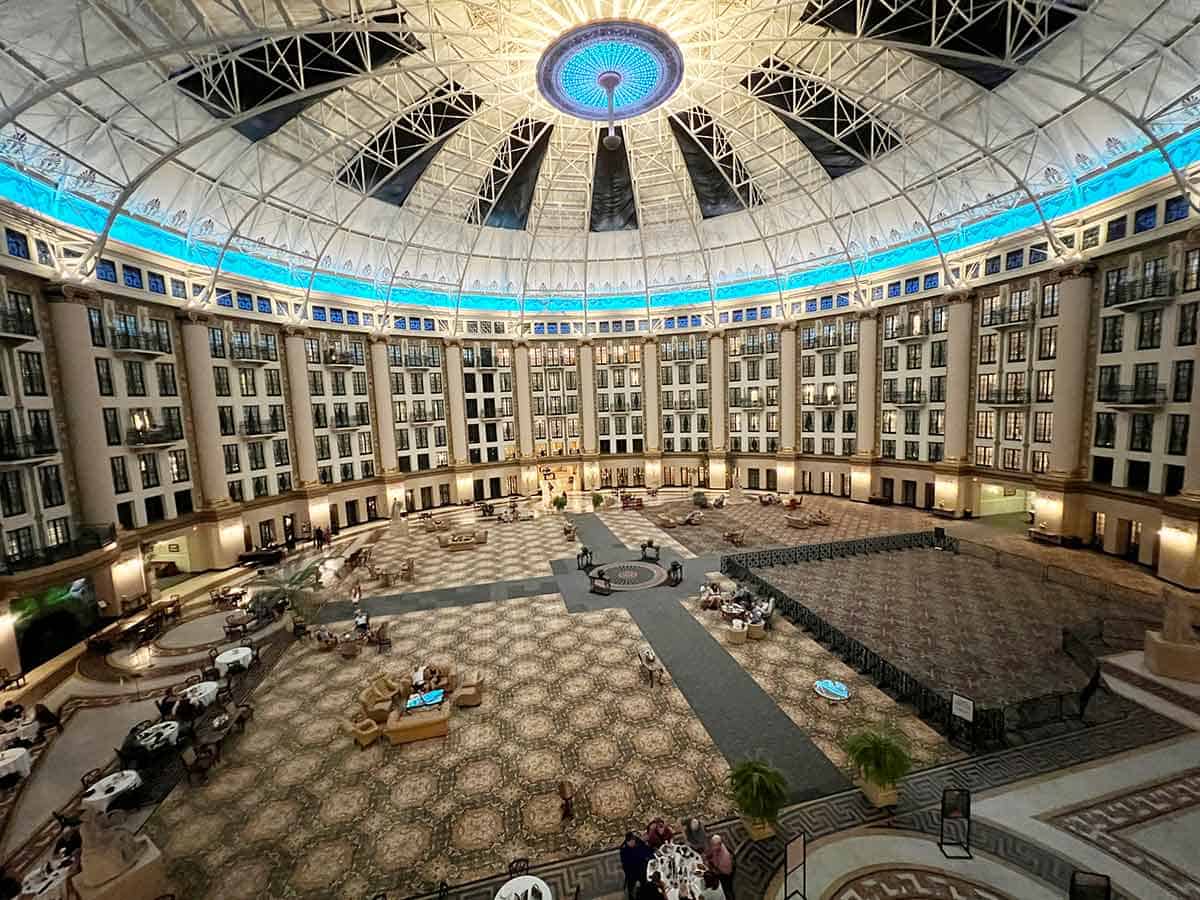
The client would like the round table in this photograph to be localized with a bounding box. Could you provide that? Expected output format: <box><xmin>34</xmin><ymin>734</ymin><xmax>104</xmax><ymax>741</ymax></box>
<box><xmin>814</xmin><ymin>679</ymin><xmax>851</xmax><ymax>702</ymax></box>
<box><xmin>20</xmin><ymin>856</ymin><xmax>74</xmax><ymax>900</ymax></box>
<box><xmin>81</xmin><ymin>769</ymin><xmax>142</xmax><ymax>812</ymax></box>
<box><xmin>0</xmin><ymin>747</ymin><xmax>31</xmax><ymax>780</ymax></box>
<box><xmin>215</xmin><ymin>646</ymin><xmax>253</xmax><ymax>677</ymax></box>
<box><xmin>646</xmin><ymin>843</ymin><xmax>705</xmax><ymax>900</ymax></box>
<box><xmin>133</xmin><ymin>721</ymin><xmax>180</xmax><ymax>753</ymax></box>
<box><xmin>0</xmin><ymin>719</ymin><xmax>38</xmax><ymax>748</ymax></box>
<box><xmin>227</xmin><ymin>610</ymin><xmax>252</xmax><ymax>627</ymax></box>
<box><xmin>179</xmin><ymin>680</ymin><xmax>219</xmax><ymax>709</ymax></box>
<box><xmin>495</xmin><ymin>874</ymin><xmax>553</xmax><ymax>900</ymax></box>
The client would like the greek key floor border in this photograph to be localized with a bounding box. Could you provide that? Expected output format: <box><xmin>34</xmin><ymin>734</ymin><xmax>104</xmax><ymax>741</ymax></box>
<box><xmin>402</xmin><ymin>707</ymin><xmax>1186</xmax><ymax>900</ymax></box>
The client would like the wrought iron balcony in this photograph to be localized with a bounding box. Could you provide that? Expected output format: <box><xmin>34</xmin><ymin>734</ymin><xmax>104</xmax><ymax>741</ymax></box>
<box><xmin>240</xmin><ymin>416</ymin><xmax>286</xmax><ymax>435</ymax></box>
<box><xmin>125</xmin><ymin>425</ymin><xmax>183</xmax><ymax>446</ymax></box>
<box><xmin>323</xmin><ymin>348</ymin><xmax>355</xmax><ymax>367</ymax></box>
<box><xmin>230</xmin><ymin>343</ymin><xmax>277</xmax><ymax>364</ymax></box>
<box><xmin>891</xmin><ymin>323</ymin><xmax>929</xmax><ymax>342</ymax></box>
<box><xmin>812</xmin><ymin>393</ymin><xmax>841</xmax><ymax>407</ymax></box>
<box><xmin>980</xmin><ymin>307</ymin><xmax>1031</xmax><ymax>329</ymax></box>
<box><xmin>0</xmin><ymin>435</ymin><xmax>57</xmax><ymax>463</ymax></box>
<box><xmin>1104</xmin><ymin>273</ymin><xmax>1177</xmax><ymax>310</ymax></box>
<box><xmin>885</xmin><ymin>391</ymin><xmax>926</xmax><ymax>406</ymax></box>
<box><xmin>978</xmin><ymin>388</ymin><xmax>1030</xmax><ymax>405</ymax></box>
<box><xmin>110</xmin><ymin>330</ymin><xmax>171</xmax><ymax>356</ymax></box>
<box><xmin>1097</xmin><ymin>384</ymin><xmax>1167</xmax><ymax>408</ymax></box>
<box><xmin>1</xmin><ymin>523</ymin><xmax>116</xmax><ymax>574</ymax></box>
<box><xmin>818</xmin><ymin>334</ymin><xmax>842</xmax><ymax>349</ymax></box>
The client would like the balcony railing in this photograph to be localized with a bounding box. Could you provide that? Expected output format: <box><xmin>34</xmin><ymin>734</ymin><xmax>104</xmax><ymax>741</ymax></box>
<box><xmin>1097</xmin><ymin>384</ymin><xmax>1167</xmax><ymax>407</ymax></box>
<box><xmin>323</xmin><ymin>349</ymin><xmax>355</xmax><ymax>367</ymax></box>
<box><xmin>1</xmin><ymin>523</ymin><xmax>116</xmax><ymax>574</ymax></box>
<box><xmin>241</xmin><ymin>417</ymin><xmax>286</xmax><ymax>435</ymax></box>
<box><xmin>403</xmin><ymin>354</ymin><xmax>441</xmax><ymax>368</ymax></box>
<box><xmin>1105</xmin><ymin>273</ymin><xmax>1177</xmax><ymax>309</ymax></box>
<box><xmin>230</xmin><ymin>344</ymin><xmax>277</xmax><ymax>363</ymax></box>
<box><xmin>332</xmin><ymin>416</ymin><xmax>353</xmax><ymax>429</ymax></box>
<box><xmin>125</xmin><ymin>425</ymin><xmax>183</xmax><ymax>446</ymax></box>
<box><xmin>110</xmin><ymin>330</ymin><xmax>171</xmax><ymax>355</ymax></box>
<box><xmin>890</xmin><ymin>323</ymin><xmax>928</xmax><ymax>342</ymax></box>
<box><xmin>884</xmin><ymin>391</ymin><xmax>926</xmax><ymax>406</ymax></box>
<box><xmin>818</xmin><ymin>334</ymin><xmax>842</xmax><ymax>349</ymax></box>
<box><xmin>813</xmin><ymin>393</ymin><xmax>841</xmax><ymax>407</ymax></box>
<box><xmin>0</xmin><ymin>308</ymin><xmax>38</xmax><ymax>340</ymax></box>
<box><xmin>979</xmin><ymin>388</ymin><xmax>1030</xmax><ymax>405</ymax></box>
<box><xmin>980</xmin><ymin>307</ymin><xmax>1030</xmax><ymax>328</ymax></box>
<box><xmin>0</xmin><ymin>435</ymin><xmax>57</xmax><ymax>462</ymax></box>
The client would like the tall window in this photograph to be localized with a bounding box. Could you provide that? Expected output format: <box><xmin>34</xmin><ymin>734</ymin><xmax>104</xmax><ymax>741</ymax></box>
<box><xmin>19</xmin><ymin>352</ymin><xmax>46</xmax><ymax>395</ymax></box>
<box><xmin>1094</xmin><ymin>413</ymin><xmax>1116</xmax><ymax>448</ymax></box>
<box><xmin>96</xmin><ymin>359</ymin><xmax>114</xmax><ymax>396</ymax></box>
<box><xmin>1037</xmin><ymin>326</ymin><xmax>1057</xmax><ymax>360</ymax></box>
<box><xmin>139</xmin><ymin>454</ymin><xmax>160</xmax><ymax>489</ymax></box>
<box><xmin>110</xmin><ymin>457</ymin><xmax>130</xmax><ymax>493</ymax></box>
<box><xmin>223</xmin><ymin>444</ymin><xmax>241</xmax><ymax>474</ymax></box>
<box><xmin>156</xmin><ymin>363</ymin><xmax>178</xmax><ymax>396</ymax></box>
<box><xmin>0</xmin><ymin>470</ymin><xmax>24</xmax><ymax>517</ymax></box>
<box><xmin>124</xmin><ymin>361</ymin><xmax>147</xmax><ymax>396</ymax></box>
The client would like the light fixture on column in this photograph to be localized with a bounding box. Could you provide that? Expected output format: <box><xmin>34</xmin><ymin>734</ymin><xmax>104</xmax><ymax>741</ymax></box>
<box><xmin>599</xmin><ymin>70</ymin><xmax>623</xmax><ymax>150</ymax></box>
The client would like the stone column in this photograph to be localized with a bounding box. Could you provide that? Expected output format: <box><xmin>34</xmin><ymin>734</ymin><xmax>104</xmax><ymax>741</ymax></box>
<box><xmin>707</xmin><ymin>329</ymin><xmax>728</xmax><ymax>489</ymax></box>
<box><xmin>641</xmin><ymin>338</ymin><xmax>661</xmax><ymax>452</ymax></box>
<box><xmin>512</xmin><ymin>340</ymin><xmax>535</xmax><ymax>458</ymax></box>
<box><xmin>851</xmin><ymin>310</ymin><xmax>879</xmax><ymax>502</ymax></box>
<box><xmin>779</xmin><ymin>323</ymin><xmax>798</xmax><ymax>452</ymax></box>
<box><xmin>284</xmin><ymin>329</ymin><xmax>319</xmax><ymax>485</ymax></box>
<box><xmin>179</xmin><ymin>316</ymin><xmax>231</xmax><ymax>506</ymax></box>
<box><xmin>46</xmin><ymin>287</ymin><xmax>114</xmax><ymax>525</ymax></box>
<box><xmin>444</xmin><ymin>339</ymin><xmax>469</xmax><ymax>465</ymax></box>
<box><xmin>943</xmin><ymin>290</ymin><xmax>974</xmax><ymax>463</ymax></box>
<box><xmin>1049</xmin><ymin>265</ymin><xmax>1094</xmax><ymax>477</ymax></box>
<box><xmin>579</xmin><ymin>340</ymin><xmax>598</xmax><ymax>454</ymax></box>
<box><xmin>368</xmin><ymin>336</ymin><xmax>398</xmax><ymax>473</ymax></box>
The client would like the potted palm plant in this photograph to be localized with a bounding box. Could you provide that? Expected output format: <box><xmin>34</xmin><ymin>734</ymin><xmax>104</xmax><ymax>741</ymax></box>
<box><xmin>843</xmin><ymin>730</ymin><xmax>911</xmax><ymax>808</ymax></box>
<box><xmin>552</xmin><ymin>494</ymin><xmax>568</xmax><ymax>513</ymax></box>
<box><xmin>257</xmin><ymin>560</ymin><xmax>324</xmax><ymax>632</ymax></box>
<box><xmin>727</xmin><ymin>758</ymin><xmax>789</xmax><ymax>839</ymax></box>
<box><xmin>592</xmin><ymin>492</ymin><xmax>604</xmax><ymax>511</ymax></box>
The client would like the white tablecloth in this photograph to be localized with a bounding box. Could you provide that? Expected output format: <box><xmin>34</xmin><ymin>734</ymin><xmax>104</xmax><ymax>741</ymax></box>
<box><xmin>495</xmin><ymin>875</ymin><xmax>553</xmax><ymax>900</ymax></box>
<box><xmin>81</xmin><ymin>769</ymin><xmax>142</xmax><ymax>812</ymax></box>
<box><xmin>215</xmin><ymin>646</ymin><xmax>253</xmax><ymax>677</ymax></box>
<box><xmin>20</xmin><ymin>857</ymin><xmax>74</xmax><ymax>900</ymax></box>
<box><xmin>0</xmin><ymin>719</ymin><xmax>38</xmax><ymax>748</ymax></box>
<box><xmin>646</xmin><ymin>844</ymin><xmax>705</xmax><ymax>900</ymax></box>
<box><xmin>133</xmin><ymin>721</ymin><xmax>179</xmax><ymax>752</ymax></box>
<box><xmin>179</xmin><ymin>680</ymin><xmax>219</xmax><ymax>709</ymax></box>
<box><xmin>0</xmin><ymin>747</ymin><xmax>32</xmax><ymax>779</ymax></box>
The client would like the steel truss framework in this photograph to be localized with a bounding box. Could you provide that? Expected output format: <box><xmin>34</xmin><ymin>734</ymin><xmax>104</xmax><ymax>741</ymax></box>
<box><xmin>0</xmin><ymin>0</ymin><xmax>1198</xmax><ymax>326</ymax></box>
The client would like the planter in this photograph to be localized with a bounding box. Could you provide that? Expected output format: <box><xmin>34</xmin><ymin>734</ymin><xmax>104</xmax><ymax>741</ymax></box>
<box><xmin>742</xmin><ymin>816</ymin><xmax>775</xmax><ymax>840</ymax></box>
<box><xmin>857</xmin><ymin>779</ymin><xmax>898</xmax><ymax>808</ymax></box>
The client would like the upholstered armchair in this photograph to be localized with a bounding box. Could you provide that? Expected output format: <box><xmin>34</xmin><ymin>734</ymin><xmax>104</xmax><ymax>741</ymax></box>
<box><xmin>454</xmin><ymin>670</ymin><xmax>483</xmax><ymax>708</ymax></box>
<box><xmin>346</xmin><ymin>717</ymin><xmax>382</xmax><ymax>749</ymax></box>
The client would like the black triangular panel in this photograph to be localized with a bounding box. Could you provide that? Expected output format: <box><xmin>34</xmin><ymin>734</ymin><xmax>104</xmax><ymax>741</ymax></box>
<box><xmin>668</xmin><ymin>108</ymin><xmax>761</xmax><ymax>219</ymax></box>
<box><xmin>800</xmin><ymin>1</ymin><xmax>1086</xmax><ymax>89</ymax></box>
<box><xmin>468</xmin><ymin>119</ymin><xmax>553</xmax><ymax>231</ymax></box>
<box><xmin>335</xmin><ymin>82</ymin><xmax>483</xmax><ymax>208</ymax></box>
<box><xmin>743</xmin><ymin>59</ymin><xmax>901</xmax><ymax>179</ymax></box>
<box><xmin>590</xmin><ymin>127</ymin><xmax>637</xmax><ymax>232</ymax></box>
<box><xmin>175</xmin><ymin>12</ymin><xmax>425</xmax><ymax>141</ymax></box>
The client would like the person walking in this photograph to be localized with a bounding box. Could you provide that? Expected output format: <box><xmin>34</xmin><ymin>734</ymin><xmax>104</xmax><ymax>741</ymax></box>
<box><xmin>619</xmin><ymin>831</ymin><xmax>654</xmax><ymax>900</ymax></box>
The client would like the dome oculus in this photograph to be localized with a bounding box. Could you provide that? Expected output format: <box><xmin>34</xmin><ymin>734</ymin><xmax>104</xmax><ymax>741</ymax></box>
<box><xmin>537</xmin><ymin>20</ymin><xmax>684</xmax><ymax>122</ymax></box>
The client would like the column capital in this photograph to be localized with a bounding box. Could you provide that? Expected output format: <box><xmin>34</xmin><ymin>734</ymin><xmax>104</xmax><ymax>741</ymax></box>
<box><xmin>282</xmin><ymin>323</ymin><xmax>311</xmax><ymax>338</ymax></box>
<box><xmin>707</xmin><ymin>326</ymin><xmax>727</xmax><ymax>338</ymax></box>
<box><xmin>43</xmin><ymin>282</ymin><xmax>101</xmax><ymax>304</ymax></box>
<box><xmin>1054</xmin><ymin>254</ymin><xmax>1095</xmax><ymax>280</ymax></box>
<box><xmin>778</xmin><ymin>320</ymin><xmax>800</xmax><ymax>332</ymax></box>
<box><xmin>513</xmin><ymin>337</ymin><xmax>532</xmax><ymax>349</ymax></box>
<box><xmin>444</xmin><ymin>336</ymin><xmax>464</xmax><ymax>349</ymax></box>
<box><xmin>176</xmin><ymin>308</ymin><xmax>216</xmax><ymax>326</ymax></box>
<box><xmin>854</xmin><ymin>306</ymin><xmax>880</xmax><ymax>321</ymax></box>
<box><xmin>367</xmin><ymin>331</ymin><xmax>391</xmax><ymax>345</ymax></box>
<box><xmin>945</xmin><ymin>285</ymin><xmax>975</xmax><ymax>305</ymax></box>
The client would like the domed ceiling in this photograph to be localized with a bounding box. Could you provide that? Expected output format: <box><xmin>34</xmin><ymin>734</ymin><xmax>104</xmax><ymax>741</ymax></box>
<box><xmin>1</xmin><ymin>0</ymin><xmax>1198</xmax><ymax>317</ymax></box>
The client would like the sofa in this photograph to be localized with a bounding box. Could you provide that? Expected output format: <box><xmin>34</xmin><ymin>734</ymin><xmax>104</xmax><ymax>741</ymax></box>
<box><xmin>383</xmin><ymin>706</ymin><xmax>450</xmax><ymax>745</ymax></box>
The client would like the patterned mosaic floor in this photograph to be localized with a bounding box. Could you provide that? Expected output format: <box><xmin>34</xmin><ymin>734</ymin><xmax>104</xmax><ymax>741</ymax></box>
<box><xmin>364</xmin><ymin>514</ymin><xmax>582</xmax><ymax>595</ymax></box>
<box><xmin>144</xmin><ymin>594</ymin><xmax>735</xmax><ymax>900</ymax></box>
<box><xmin>683</xmin><ymin>602</ymin><xmax>961</xmax><ymax>775</ymax></box>
<box><xmin>635</xmin><ymin>497</ymin><xmax>937</xmax><ymax>555</ymax></box>
<box><xmin>595</xmin><ymin>509</ymin><xmax>696</xmax><ymax>558</ymax></box>
<box><xmin>757</xmin><ymin>549</ymin><xmax>1143</xmax><ymax>705</ymax></box>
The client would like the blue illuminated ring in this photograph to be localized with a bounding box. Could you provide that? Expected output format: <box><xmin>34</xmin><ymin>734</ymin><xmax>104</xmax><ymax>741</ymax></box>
<box><xmin>537</xmin><ymin>20</ymin><xmax>684</xmax><ymax>121</ymax></box>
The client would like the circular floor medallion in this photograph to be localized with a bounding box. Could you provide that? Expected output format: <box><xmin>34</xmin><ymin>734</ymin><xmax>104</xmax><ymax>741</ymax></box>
<box><xmin>595</xmin><ymin>561</ymin><xmax>668</xmax><ymax>591</ymax></box>
<box><xmin>814</xmin><ymin>679</ymin><xmax>852</xmax><ymax>702</ymax></box>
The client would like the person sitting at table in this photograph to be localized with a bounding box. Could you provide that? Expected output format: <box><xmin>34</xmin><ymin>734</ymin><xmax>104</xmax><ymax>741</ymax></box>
<box><xmin>645</xmin><ymin>816</ymin><xmax>674</xmax><ymax>849</ymax></box>
<box><xmin>172</xmin><ymin>697</ymin><xmax>199</xmax><ymax>723</ymax></box>
<box><xmin>0</xmin><ymin>702</ymin><xmax>23</xmax><ymax>723</ymax></box>
<box><xmin>703</xmin><ymin>836</ymin><xmax>735</xmax><ymax>900</ymax></box>
<box><xmin>696</xmin><ymin>871</ymin><xmax>725</xmax><ymax>900</ymax></box>
<box><xmin>155</xmin><ymin>695</ymin><xmax>177</xmax><ymax>719</ymax></box>
<box><xmin>353</xmin><ymin>608</ymin><xmax>370</xmax><ymax>634</ymax></box>
<box><xmin>33</xmin><ymin>704</ymin><xmax>62</xmax><ymax>740</ymax></box>
<box><xmin>619</xmin><ymin>831</ymin><xmax>654</xmax><ymax>900</ymax></box>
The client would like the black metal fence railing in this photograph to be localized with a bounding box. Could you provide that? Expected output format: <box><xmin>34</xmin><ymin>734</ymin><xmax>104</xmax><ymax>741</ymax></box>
<box><xmin>1</xmin><ymin>523</ymin><xmax>116</xmax><ymax>573</ymax></box>
<box><xmin>719</xmin><ymin>530</ymin><xmax>1122</xmax><ymax>750</ymax></box>
<box><xmin>0</xmin><ymin>308</ymin><xmax>38</xmax><ymax>337</ymax></box>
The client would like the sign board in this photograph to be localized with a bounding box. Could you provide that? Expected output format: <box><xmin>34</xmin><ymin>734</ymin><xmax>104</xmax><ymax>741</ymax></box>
<box><xmin>951</xmin><ymin>693</ymin><xmax>974</xmax><ymax>722</ymax></box>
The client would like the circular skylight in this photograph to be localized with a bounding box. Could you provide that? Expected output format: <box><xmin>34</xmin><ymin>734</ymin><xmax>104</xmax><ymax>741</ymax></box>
<box><xmin>537</xmin><ymin>20</ymin><xmax>684</xmax><ymax>121</ymax></box>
